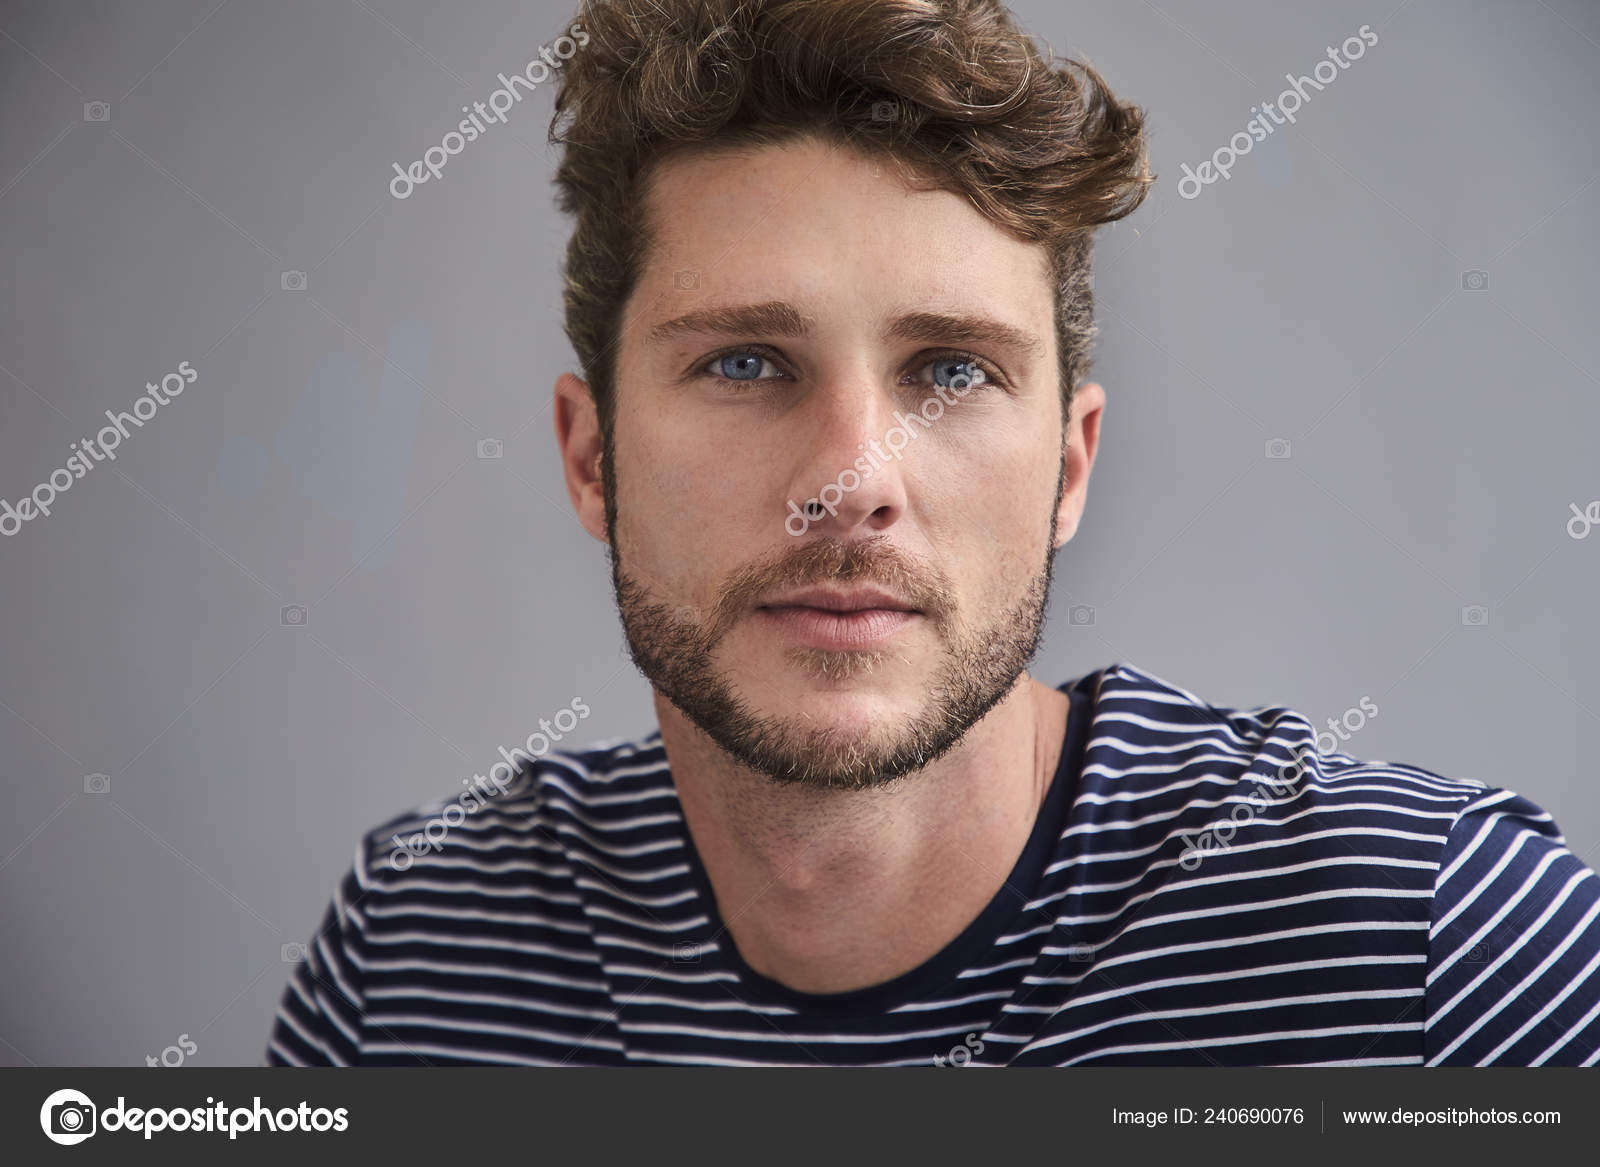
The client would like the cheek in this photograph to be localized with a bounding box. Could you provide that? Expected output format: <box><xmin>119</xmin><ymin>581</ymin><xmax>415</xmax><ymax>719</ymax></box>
<box><xmin>613</xmin><ymin>422</ymin><xmax>769</xmax><ymax>578</ymax></box>
<box><xmin>921</xmin><ymin>439</ymin><xmax>1056</xmax><ymax>575</ymax></box>
<box><xmin>927</xmin><ymin>422</ymin><xmax>1051</xmax><ymax>513</ymax></box>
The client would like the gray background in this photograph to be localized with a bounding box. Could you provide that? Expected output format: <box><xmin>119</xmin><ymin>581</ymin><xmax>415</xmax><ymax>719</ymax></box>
<box><xmin>1</xmin><ymin>0</ymin><xmax>1595</xmax><ymax>1067</ymax></box>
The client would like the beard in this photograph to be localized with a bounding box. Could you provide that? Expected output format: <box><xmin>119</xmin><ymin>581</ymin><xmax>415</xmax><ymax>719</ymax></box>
<box><xmin>609</xmin><ymin>463</ymin><xmax>1064</xmax><ymax>792</ymax></box>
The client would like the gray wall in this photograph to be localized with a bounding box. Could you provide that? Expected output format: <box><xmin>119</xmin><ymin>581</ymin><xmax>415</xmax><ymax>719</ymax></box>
<box><xmin>1</xmin><ymin>0</ymin><xmax>1596</xmax><ymax>1066</ymax></box>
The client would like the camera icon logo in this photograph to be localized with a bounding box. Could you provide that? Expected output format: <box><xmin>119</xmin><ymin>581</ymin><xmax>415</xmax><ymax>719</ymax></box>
<box><xmin>1461</xmin><ymin>604</ymin><xmax>1489</xmax><ymax>627</ymax></box>
<box><xmin>1464</xmin><ymin>943</ymin><xmax>1491</xmax><ymax>963</ymax></box>
<box><xmin>280</xmin><ymin>605</ymin><xmax>307</xmax><ymax>627</ymax></box>
<box><xmin>673</xmin><ymin>940</ymin><xmax>702</xmax><ymax>962</ymax></box>
<box><xmin>40</xmin><ymin>1088</ymin><xmax>97</xmax><ymax>1145</ymax></box>
<box><xmin>476</xmin><ymin>438</ymin><xmax>503</xmax><ymax>460</ymax></box>
<box><xmin>83</xmin><ymin>772</ymin><xmax>110</xmax><ymax>794</ymax></box>
<box><xmin>1265</xmin><ymin>437</ymin><xmax>1292</xmax><ymax>460</ymax></box>
<box><xmin>1461</xmin><ymin>269</ymin><xmax>1489</xmax><ymax>291</ymax></box>
<box><xmin>1068</xmin><ymin>604</ymin><xmax>1095</xmax><ymax>627</ymax></box>
<box><xmin>281</xmin><ymin>270</ymin><xmax>307</xmax><ymax>292</ymax></box>
<box><xmin>870</xmin><ymin>100</ymin><xmax>897</xmax><ymax>123</ymax></box>
<box><xmin>83</xmin><ymin>102</ymin><xmax>110</xmax><ymax>122</ymax></box>
<box><xmin>672</xmin><ymin>270</ymin><xmax>700</xmax><ymax>290</ymax></box>
<box><xmin>282</xmin><ymin>941</ymin><xmax>307</xmax><ymax>963</ymax></box>
<box><xmin>1066</xmin><ymin>941</ymin><xmax>1095</xmax><ymax>963</ymax></box>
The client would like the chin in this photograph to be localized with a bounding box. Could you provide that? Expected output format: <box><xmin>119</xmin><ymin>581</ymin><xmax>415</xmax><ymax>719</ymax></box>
<box><xmin>754</xmin><ymin>678</ymin><xmax>916</xmax><ymax>734</ymax></box>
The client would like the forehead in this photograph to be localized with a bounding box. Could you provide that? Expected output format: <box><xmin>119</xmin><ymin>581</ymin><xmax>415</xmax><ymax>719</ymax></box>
<box><xmin>634</xmin><ymin>134</ymin><xmax>1055</xmax><ymax>324</ymax></box>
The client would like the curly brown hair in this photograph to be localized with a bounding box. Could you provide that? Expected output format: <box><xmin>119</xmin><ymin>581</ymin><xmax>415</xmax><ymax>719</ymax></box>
<box><xmin>549</xmin><ymin>0</ymin><xmax>1152</xmax><ymax>443</ymax></box>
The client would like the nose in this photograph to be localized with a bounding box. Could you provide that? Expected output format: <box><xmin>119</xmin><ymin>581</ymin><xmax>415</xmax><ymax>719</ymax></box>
<box><xmin>784</xmin><ymin>380</ymin><xmax>911</xmax><ymax>536</ymax></box>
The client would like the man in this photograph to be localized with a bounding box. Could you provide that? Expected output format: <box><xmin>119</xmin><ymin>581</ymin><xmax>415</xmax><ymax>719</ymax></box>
<box><xmin>267</xmin><ymin>0</ymin><xmax>1600</xmax><ymax>1066</ymax></box>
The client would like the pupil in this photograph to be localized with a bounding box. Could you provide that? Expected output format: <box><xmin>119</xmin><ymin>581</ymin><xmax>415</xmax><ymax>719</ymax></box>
<box><xmin>723</xmin><ymin>354</ymin><xmax>760</xmax><ymax>379</ymax></box>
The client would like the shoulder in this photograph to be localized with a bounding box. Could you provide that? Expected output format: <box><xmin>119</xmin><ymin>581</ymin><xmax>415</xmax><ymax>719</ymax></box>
<box><xmin>351</xmin><ymin>728</ymin><xmax>676</xmax><ymax>891</ymax></box>
<box><xmin>1431</xmin><ymin>784</ymin><xmax>1587</xmax><ymax>918</ymax></box>
<box><xmin>1081</xmin><ymin>663</ymin><xmax>1499</xmax><ymax>875</ymax></box>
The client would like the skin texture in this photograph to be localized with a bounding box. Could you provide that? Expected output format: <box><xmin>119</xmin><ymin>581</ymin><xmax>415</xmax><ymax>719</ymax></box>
<box><xmin>554</xmin><ymin>132</ymin><xmax>1103</xmax><ymax>994</ymax></box>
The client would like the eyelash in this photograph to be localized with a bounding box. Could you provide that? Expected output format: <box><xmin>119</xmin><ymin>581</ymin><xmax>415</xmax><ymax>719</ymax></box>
<box><xmin>695</xmin><ymin>345</ymin><xmax>1006</xmax><ymax>392</ymax></box>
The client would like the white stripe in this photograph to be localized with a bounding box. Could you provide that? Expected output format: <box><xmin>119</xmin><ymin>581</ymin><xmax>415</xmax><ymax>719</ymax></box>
<box><xmin>1054</xmin><ymin>1022</ymin><xmax>1422</xmax><ymax>1066</ymax></box>
<box><xmin>366</xmin><ymin>1012</ymin><xmax>624</xmax><ymax>1050</ymax></box>
<box><xmin>1429</xmin><ymin>871</ymin><xmax>1599</xmax><ymax>1062</ymax></box>
<box><xmin>359</xmin><ymin>953</ymin><xmax>609</xmax><ymax>992</ymax></box>
<box><xmin>1428</xmin><ymin>844</ymin><xmax>1567</xmax><ymax>985</ymax></box>
<box><xmin>1008</xmin><ymin>986</ymin><xmax>1421</xmax><ymax>1054</ymax></box>
<box><xmin>364</xmin><ymin>982</ymin><xmax>620</xmax><ymax>1021</ymax></box>
<box><xmin>1481</xmin><ymin>896</ymin><xmax>1600</xmax><ymax>1064</ymax></box>
<box><xmin>360</xmin><ymin>927</ymin><xmax>604</xmax><ymax>964</ymax></box>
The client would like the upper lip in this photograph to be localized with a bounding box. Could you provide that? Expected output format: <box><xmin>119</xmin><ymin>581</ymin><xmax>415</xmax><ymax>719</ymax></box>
<box><xmin>759</xmin><ymin>586</ymin><xmax>919</xmax><ymax>613</ymax></box>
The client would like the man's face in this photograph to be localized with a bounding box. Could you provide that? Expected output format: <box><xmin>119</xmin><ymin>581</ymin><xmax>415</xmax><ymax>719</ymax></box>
<box><xmin>577</xmin><ymin>133</ymin><xmax>1095</xmax><ymax>788</ymax></box>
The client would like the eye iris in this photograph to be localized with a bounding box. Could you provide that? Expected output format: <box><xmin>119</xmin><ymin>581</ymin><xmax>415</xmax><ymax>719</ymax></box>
<box><xmin>935</xmin><ymin>358</ymin><xmax>984</xmax><ymax>389</ymax></box>
<box><xmin>719</xmin><ymin>353</ymin><xmax>764</xmax><ymax>380</ymax></box>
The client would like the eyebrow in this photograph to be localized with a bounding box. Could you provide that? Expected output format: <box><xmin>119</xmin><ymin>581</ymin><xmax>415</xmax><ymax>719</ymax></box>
<box><xmin>646</xmin><ymin>300</ymin><xmax>1044</xmax><ymax>357</ymax></box>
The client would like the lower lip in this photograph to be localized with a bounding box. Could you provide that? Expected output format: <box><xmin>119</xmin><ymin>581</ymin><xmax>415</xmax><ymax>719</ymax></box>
<box><xmin>757</xmin><ymin>606</ymin><xmax>920</xmax><ymax>650</ymax></box>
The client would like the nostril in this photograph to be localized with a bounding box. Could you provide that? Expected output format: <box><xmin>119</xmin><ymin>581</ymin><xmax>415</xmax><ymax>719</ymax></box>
<box><xmin>804</xmin><ymin>500</ymin><xmax>825</xmax><ymax>518</ymax></box>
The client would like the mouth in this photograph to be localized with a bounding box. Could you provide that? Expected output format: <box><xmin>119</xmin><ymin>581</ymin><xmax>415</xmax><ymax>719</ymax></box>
<box><xmin>755</xmin><ymin>587</ymin><xmax>922</xmax><ymax>650</ymax></box>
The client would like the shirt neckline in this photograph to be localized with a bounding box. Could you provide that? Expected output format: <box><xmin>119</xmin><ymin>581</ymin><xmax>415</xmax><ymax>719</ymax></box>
<box><xmin>673</xmin><ymin>674</ymin><xmax>1097</xmax><ymax>1020</ymax></box>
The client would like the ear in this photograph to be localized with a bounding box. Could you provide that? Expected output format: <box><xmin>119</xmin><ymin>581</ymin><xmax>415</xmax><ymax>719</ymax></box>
<box><xmin>553</xmin><ymin>371</ymin><xmax>609</xmax><ymax>544</ymax></box>
<box><xmin>1053</xmin><ymin>381</ymin><xmax>1104</xmax><ymax>548</ymax></box>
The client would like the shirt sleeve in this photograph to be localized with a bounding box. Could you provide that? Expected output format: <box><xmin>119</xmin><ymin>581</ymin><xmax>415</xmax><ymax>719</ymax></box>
<box><xmin>1424</xmin><ymin>789</ymin><xmax>1600</xmax><ymax>1065</ymax></box>
<box><xmin>264</xmin><ymin>848</ymin><xmax>372</xmax><ymax>1066</ymax></box>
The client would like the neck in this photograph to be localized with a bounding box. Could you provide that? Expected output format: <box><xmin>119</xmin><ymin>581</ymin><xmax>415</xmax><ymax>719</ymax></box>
<box><xmin>657</xmin><ymin>674</ymin><xmax>1070</xmax><ymax>994</ymax></box>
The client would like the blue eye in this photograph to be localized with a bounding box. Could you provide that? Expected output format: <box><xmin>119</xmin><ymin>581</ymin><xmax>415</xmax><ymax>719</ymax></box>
<box><xmin>697</xmin><ymin>347</ymin><xmax>1001</xmax><ymax>391</ymax></box>
<box><xmin>930</xmin><ymin>356</ymin><xmax>990</xmax><ymax>390</ymax></box>
<box><xmin>711</xmin><ymin>351</ymin><xmax>775</xmax><ymax>381</ymax></box>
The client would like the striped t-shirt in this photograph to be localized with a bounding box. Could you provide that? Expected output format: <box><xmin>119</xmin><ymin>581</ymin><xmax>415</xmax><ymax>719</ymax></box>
<box><xmin>266</xmin><ymin>662</ymin><xmax>1600</xmax><ymax>1066</ymax></box>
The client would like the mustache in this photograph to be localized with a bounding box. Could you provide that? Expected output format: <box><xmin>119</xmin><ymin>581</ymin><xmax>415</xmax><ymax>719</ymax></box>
<box><xmin>702</xmin><ymin>537</ymin><xmax>953</xmax><ymax>638</ymax></box>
